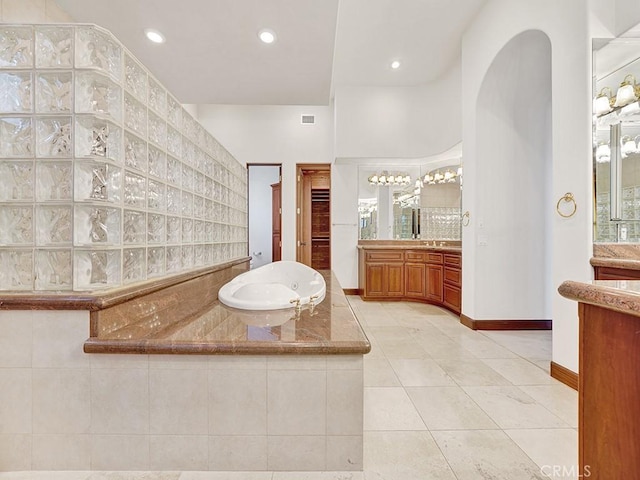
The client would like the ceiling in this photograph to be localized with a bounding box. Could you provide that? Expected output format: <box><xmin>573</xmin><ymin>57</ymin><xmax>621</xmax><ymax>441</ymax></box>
<box><xmin>56</xmin><ymin>0</ymin><xmax>486</xmax><ymax>105</ymax></box>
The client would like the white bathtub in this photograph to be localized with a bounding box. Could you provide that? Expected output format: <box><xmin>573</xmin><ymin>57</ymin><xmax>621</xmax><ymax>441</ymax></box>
<box><xmin>218</xmin><ymin>261</ymin><xmax>326</xmax><ymax>311</ymax></box>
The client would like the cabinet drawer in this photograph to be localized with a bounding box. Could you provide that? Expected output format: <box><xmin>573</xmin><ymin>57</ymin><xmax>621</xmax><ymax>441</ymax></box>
<box><xmin>444</xmin><ymin>266</ymin><xmax>461</xmax><ymax>286</ymax></box>
<box><xmin>594</xmin><ymin>266</ymin><xmax>640</xmax><ymax>280</ymax></box>
<box><xmin>443</xmin><ymin>284</ymin><xmax>461</xmax><ymax>314</ymax></box>
<box><xmin>405</xmin><ymin>250</ymin><xmax>427</xmax><ymax>262</ymax></box>
<box><xmin>366</xmin><ymin>250</ymin><xmax>404</xmax><ymax>262</ymax></box>
<box><xmin>444</xmin><ymin>254</ymin><xmax>461</xmax><ymax>267</ymax></box>
<box><xmin>426</xmin><ymin>252</ymin><xmax>444</xmax><ymax>264</ymax></box>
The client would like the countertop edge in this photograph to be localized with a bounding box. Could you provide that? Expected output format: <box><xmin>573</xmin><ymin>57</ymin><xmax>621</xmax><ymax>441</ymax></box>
<box><xmin>590</xmin><ymin>257</ymin><xmax>640</xmax><ymax>271</ymax></box>
<box><xmin>357</xmin><ymin>245</ymin><xmax>462</xmax><ymax>252</ymax></box>
<box><xmin>558</xmin><ymin>280</ymin><xmax>640</xmax><ymax>318</ymax></box>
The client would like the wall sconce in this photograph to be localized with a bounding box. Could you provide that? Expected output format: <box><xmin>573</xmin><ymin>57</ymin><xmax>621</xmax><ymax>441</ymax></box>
<box><xmin>614</xmin><ymin>74</ymin><xmax>640</xmax><ymax>108</ymax></box>
<box><xmin>594</xmin><ymin>87</ymin><xmax>614</xmax><ymax>116</ymax></box>
<box><xmin>368</xmin><ymin>171</ymin><xmax>411</xmax><ymax>186</ymax></box>
<box><xmin>595</xmin><ymin>142</ymin><xmax>610</xmax><ymax>163</ymax></box>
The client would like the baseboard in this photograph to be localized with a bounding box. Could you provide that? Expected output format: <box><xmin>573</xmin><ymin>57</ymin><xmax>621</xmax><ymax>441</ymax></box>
<box><xmin>343</xmin><ymin>288</ymin><xmax>360</xmax><ymax>296</ymax></box>
<box><xmin>460</xmin><ymin>314</ymin><xmax>552</xmax><ymax>330</ymax></box>
<box><xmin>550</xmin><ymin>361</ymin><xmax>578</xmax><ymax>391</ymax></box>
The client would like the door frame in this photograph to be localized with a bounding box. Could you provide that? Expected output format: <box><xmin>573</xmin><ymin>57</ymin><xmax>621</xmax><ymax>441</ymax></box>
<box><xmin>296</xmin><ymin>163</ymin><xmax>331</xmax><ymax>265</ymax></box>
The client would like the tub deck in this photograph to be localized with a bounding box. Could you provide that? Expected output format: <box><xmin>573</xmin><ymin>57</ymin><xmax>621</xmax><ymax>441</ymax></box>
<box><xmin>84</xmin><ymin>269</ymin><xmax>370</xmax><ymax>355</ymax></box>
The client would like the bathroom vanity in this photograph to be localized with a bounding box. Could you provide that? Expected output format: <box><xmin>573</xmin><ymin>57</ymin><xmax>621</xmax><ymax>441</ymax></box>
<box><xmin>357</xmin><ymin>241</ymin><xmax>461</xmax><ymax>314</ymax></box>
<box><xmin>558</xmin><ymin>279</ymin><xmax>640</xmax><ymax>479</ymax></box>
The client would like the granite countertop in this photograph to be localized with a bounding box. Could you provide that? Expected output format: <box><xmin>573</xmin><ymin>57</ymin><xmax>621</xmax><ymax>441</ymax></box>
<box><xmin>84</xmin><ymin>271</ymin><xmax>371</xmax><ymax>355</ymax></box>
<box><xmin>357</xmin><ymin>244</ymin><xmax>462</xmax><ymax>253</ymax></box>
<box><xmin>590</xmin><ymin>257</ymin><xmax>640</xmax><ymax>271</ymax></box>
<box><xmin>558</xmin><ymin>279</ymin><xmax>640</xmax><ymax>318</ymax></box>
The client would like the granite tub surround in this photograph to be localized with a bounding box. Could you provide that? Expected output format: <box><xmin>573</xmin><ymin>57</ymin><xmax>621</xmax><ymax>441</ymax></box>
<box><xmin>85</xmin><ymin>271</ymin><xmax>371</xmax><ymax>355</ymax></box>
<box><xmin>558</xmin><ymin>279</ymin><xmax>640</xmax><ymax>317</ymax></box>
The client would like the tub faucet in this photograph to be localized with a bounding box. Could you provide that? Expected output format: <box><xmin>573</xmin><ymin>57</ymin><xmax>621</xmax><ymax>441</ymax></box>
<box><xmin>309</xmin><ymin>294</ymin><xmax>320</xmax><ymax>315</ymax></box>
<box><xmin>289</xmin><ymin>298</ymin><xmax>301</xmax><ymax>314</ymax></box>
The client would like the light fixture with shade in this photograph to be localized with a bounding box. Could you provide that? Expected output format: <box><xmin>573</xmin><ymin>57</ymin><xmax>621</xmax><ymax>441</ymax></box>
<box><xmin>144</xmin><ymin>28</ymin><xmax>166</xmax><ymax>44</ymax></box>
<box><xmin>368</xmin><ymin>171</ymin><xmax>411</xmax><ymax>186</ymax></box>
<box><xmin>595</xmin><ymin>142</ymin><xmax>611</xmax><ymax>163</ymax></box>
<box><xmin>621</xmin><ymin>135</ymin><xmax>638</xmax><ymax>157</ymax></box>
<box><xmin>614</xmin><ymin>74</ymin><xmax>640</xmax><ymax>108</ymax></box>
<box><xmin>594</xmin><ymin>87</ymin><xmax>614</xmax><ymax>116</ymax></box>
<box><xmin>258</xmin><ymin>29</ymin><xmax>276</xmax><ymax>44</ymax></box>
<box><xmin>422</xmin><ymin>165</ymin><xmax>462</xmax><ymax>186</ymax></box>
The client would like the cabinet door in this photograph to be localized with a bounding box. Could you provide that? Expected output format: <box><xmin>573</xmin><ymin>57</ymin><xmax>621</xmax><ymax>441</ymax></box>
<box><xmin>387</xmin><ymin>264</ymin><xmax>405</xmax><ymax>297</ymax></box>
<box><xmin>365</xmin><ymin>263</ymin><xmax>386</xmax><ymax>297</ymax></box>
<box><xmin>443</xmin><ymin>284</ymin><xmax>461</xmax><ymax>314</ymax></box>
<box><xmin>405</xmin><ymin>263</ymin><xmax>426</xmax><ymax>298</ymax></box>
<box><xmin>426</xmin><ymin>264</ymin><xmax>443</xmax><ymax>302</ymax></box>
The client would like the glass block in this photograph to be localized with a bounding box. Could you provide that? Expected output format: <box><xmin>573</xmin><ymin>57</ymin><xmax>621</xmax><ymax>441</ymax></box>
<box><xmin>182</xmin><ymin>218</ymin><xmax>193</xmax><ymax>243</ymax></box>
<box><xmin>205</xmin><ymin>221</ymin><xmax>213</xmax><ymax>242</ymax></box>
<box><xmin>0</xmin><ymin>206</ymin><xmax>33</xmax><ymax>245</ymax></box>
<box><xmin>182</xmin><ymin>245</ymin><xmax>194</xmax><ymax>269</ymax></box>
<box><xmin>182</xmin><ymin>191</ymin><xmax>193</xmax><ymax>217</ymax></box>
<box><xmin>213</xmin><ymin>223</ymin><xmax>221</xmax><ymax>242</ymax></box>
<box><xmin>36</xmin><ymin>161</ymin><xmax>72</xmax><ymax>202</ymax></box>
<box><xmin>148</xmin><ymin>76</ymin><xmax>167</xmax><ymax>116</ymax></box>
<box><xmin>124</xmin><ymin>93</ymin><xmax>147</xmax><ymax>138</ymax></box>
<box><xmin>148</xmin><ymin>145</ymin><xmax>166</xmax><ymax>180</ymax></box>
<box><xmin>73</xmin><ymin>249</ymin><xmax>121</xmax><ymax>290</ymax></box>
<box><xmin>194</xmin><ymin>244</ymin><xmax>205</xmax><ymax>267</ymax></box>
<box><xmin>182</xmin><ymin>164</ymin><xmax>194</xmax><ymax>191</ymax></box>
<box><xmin>205</xmin><ymin>199</ymin><xmax>213</xmax><ymax>220</ymax></box>
<box><xmin>75</xmin><ymin>26</ymin><xmax>122</xmax><ymax>80</ymax></box>
<box><xmin>0</xmin><ymin>161</ymin><xmax>34</xmax><ymax>202</ymax></box>
<box><xmin>167</xmin><ymin>186</ymin><xmax>181</xmax><ymax>215</ymax></box>
<box><xmin>147</xmin><ymin>179</ymin><xmax>166</xmax><ymax>211</ymax></box>
<box><xmin>124</xmin><ymin>131</ymin><xmax>147</xmax><ymax>172</ymax></box>
<box><xmin>182</xmin><ymin>138</ymin><xmax>195</xmax><ymax>166</ymax></box>
<box><xmin>35</xmin><ymin>205</ymin><xmax>72</xmax><ymax>245</ymax></box>
<box><xmin>147</xmin><ymin>246</ymin><xmax>165</xmax><ymax>278</ymax></box>
<box><xmin>0</xmin><ymin>117</ymin><xmax>32</xmax><ymax>157</ymax></box>
<box><xmin>166</xmin><ymin>216</ymin><xmax>181</xmax><ymax>244</ymax></box>
<box><xmin>124</xmin><ymin>54</ymin><xmax>146</xmax><ymax>102</ymax></box>
<box><xmin>204</xmin><ymin>155</ymin><xmax>214</xmax><ymax>177</ymax></box>
<box><xmin>167</xmin><ymin>95</ymin><xmax>182</xmax><ymax>129</ymax></box>
<box><xmin>148</xmin><ymin>111</ymin><xmax>166</xmax><ymax>148</ymax></box>
<box><xmin>0</xmin><ymin>249</ymin><xmax>33</xmax><ymax>290</ymax></box>
<box><xmin>75</xmin><ymin>116</ymin><xmax>122</xmax><ymax>163</ymax></box>
<box><xmin>73</xmin><ymin>205</ymin><xmax>121</xmax><ymax>246</ymax></box>
<box><xmin>183</xmin><ymin>113</ymin><xmax>197</xmax><ymax>142</ymax></box>
<box><xmin>35</xmin><ymin>26</ymin><xmax>72</xmax><ymax>68</ymax></box>
<box><xmin>74</xmin><ymin>161</ymin><xmax>122</xmax><ymax>203</ymax></box>
<box><xmin>166</xmin><ymin>245</ymin><xmax>181</xmax><ymax>273</ymax></box>
<box><xmin>36</xmin><ymin>116</ymin><xmax>72</xmax><ymax>157</ymax></box>
<box><xmin>205</xmin><ymin>177</ymin><xmax>213</xmax><ymax>199</ymax></box>
<box><xmin>213</xmin><ymin>182</ymin><xmax>222</xmax><ymax>202</ymax></box>
<box><xmin>124</xmin><ymin>170</ymin><xmax>146</xmax><ymax>208</ymax></box>
<box><xmin>36</xmin><ymin>72</ymin><xmax>72</xmax><ymax>113</ymax></box>
<box><xmin>194</xmin><ymin>220</ymin><xmax>205</xmax><ymax>242</ymax></box>
<box><xmin>0</xmin><ymin>72</ymin><xmax>32</xmax><ymax>113</ymax></box>
<box><xmin>35</xmin><ymin>249</ymin><xmax>72</xmax><ymax>290</ymax></box>
<box><xmin>213</xmin><ymin>244</ymin><xmax>221</xmax><ymax>263</ymax></box>
<box><xmin>147</xmin><ymin>213</ymin><xmax>165</xmax><ymax>244</ymax></box>
<box><xmin>123</xmin><ymin>248</ymin><xmax>145</xmax><ymax>284</ymax></box>
<box><xmin>194</xmin><ymin>172</ymin><xmax>205</xmax><ymax>196</ymax></box>
<box><xmin>75</xmin><ymin>71</ymin><xmax>122</xmax><ymax>121</ymax></box>
<box><xmin>167</xmin><ymin>156</ymin><xmax>181</xmax><ymax>186</ymax></box>
<box><xmin>194</xmin><ymin>147</ymin><xmax>205</xmax><ymax>172</ymax></box>
<box><xmin>0</xmin><ymin>26</ymin><xmax>33</xmax><ymax>68</ymax></box>
<box><xmin>123</xmin><ymin>209</ymin><xmax>146</xmax><ymax>244</ymax></box>
<box><xmin>204</xmin><ymin>244</ymin><xmax>213</xmax><ymax>265</ymax></box>
<box><xmin>167</xmin><ymin>125</ymin><xmax>181</xmax><ymax>157</ymax></box>
<box><xmin>194</xmin><ymin>195</ymin><xmax>204</xmax><ymax>219</ymax></box>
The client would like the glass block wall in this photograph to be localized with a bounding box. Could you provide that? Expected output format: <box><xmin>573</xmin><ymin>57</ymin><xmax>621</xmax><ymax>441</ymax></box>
<box><xmin>0</xmin><ymin>24</ymin><xmax>248</xmax><ymax>291</ymax></box>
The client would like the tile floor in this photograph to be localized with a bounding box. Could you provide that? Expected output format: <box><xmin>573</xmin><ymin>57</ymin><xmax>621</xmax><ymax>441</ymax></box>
<box><xmin>0</xmin><ymin>297</ymin><xmax>578</xmax><ymax>480</ymax></box>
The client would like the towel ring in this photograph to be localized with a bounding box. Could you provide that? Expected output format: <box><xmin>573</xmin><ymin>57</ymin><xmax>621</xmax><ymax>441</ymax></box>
<box><xmin>556</xmin><ymin>193</ymin><xmax>577</xmax><ymax>218</ymax></box>
<box><xmin>461</xmin><ymin>211</ymin><xmax>470</xmax><ymax>227</ymax></box>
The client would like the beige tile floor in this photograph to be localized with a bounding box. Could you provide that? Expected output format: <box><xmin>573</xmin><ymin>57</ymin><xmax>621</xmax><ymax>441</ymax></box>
<box><xmin>0</xmin><ymin>297</ymin><xmax>578</xmax><ymax>480</ymax></box>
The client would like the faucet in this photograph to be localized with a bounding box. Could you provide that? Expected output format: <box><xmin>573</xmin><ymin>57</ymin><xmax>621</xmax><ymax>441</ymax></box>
<box><xmin>308</xmin><ymin>294</ymin><xmax>319</xmax><ymax>315</ymax></box>
<box><xmin>289</xmin><ymin>298</ymin><xmax>302</xmax><ymax>315</ymax></box>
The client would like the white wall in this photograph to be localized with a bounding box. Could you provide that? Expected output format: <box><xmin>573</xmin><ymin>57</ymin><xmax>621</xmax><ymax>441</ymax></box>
<box><xmin>462</xmin><ymin>0</ymin><xmax>593</xmax><ymax>373</ymax></box>
<box><xmin>0</xmin><ymin>0</ymin><xmax>73</xmax><ymax>22</ymax></box>
<box><xmin>248</xmin><ymin>165</ymin><xmax>280</xmax><ymax>269</ymax></box>
<box><xmin>334</xmin><ymin>62</ymin><xmax>461</xmax><ymax>159</ymax></box>
<box><xmin>197</xmin><ymin>104</ymin><xmax>334</xmax><ymax>266</ymax></box>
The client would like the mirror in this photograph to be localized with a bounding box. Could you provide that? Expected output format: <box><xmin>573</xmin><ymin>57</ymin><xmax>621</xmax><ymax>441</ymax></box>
<box><xmin>593</xmin><ymin>38</ymin><xmax>640</xmax><ymax>242</ymax></box>
<box><xmin>357</xmin><ymin>162</ymin><xmax>462</xmax><ymax>240</ymax></box>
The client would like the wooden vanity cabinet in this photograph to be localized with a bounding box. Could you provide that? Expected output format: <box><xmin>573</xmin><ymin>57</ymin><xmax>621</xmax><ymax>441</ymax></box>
<box><xmin>593</xmin><ymin>266</ymin><xmax>640</xmax><ymax>280</ymax></box>
<box><xmin>359</xmin><ymin>247</ymin><xmax>461</xmax><ymax>315</ymax></box>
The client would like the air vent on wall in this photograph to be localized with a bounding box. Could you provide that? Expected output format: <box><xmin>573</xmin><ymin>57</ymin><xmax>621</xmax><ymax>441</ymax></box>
<box><xmin>301</xmin><ymin>114</ymin><xmax>315</xmax><ymax>125</ymax></box>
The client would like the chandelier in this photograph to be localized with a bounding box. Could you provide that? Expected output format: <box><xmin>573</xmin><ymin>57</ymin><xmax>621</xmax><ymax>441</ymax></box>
<box><xmin>368</xmin><ymin>171</ymin><xmax>411</xmax><ymax>186</ymax></box>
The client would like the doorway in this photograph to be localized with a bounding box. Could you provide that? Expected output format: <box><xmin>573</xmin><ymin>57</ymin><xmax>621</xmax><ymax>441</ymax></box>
<box><xmin>296</xmin><ymin>164</ymin><xmax>331</xmax><ymax>269</ymax></box>
<box><xmin>247</xmin><ymin>164</ymin><xmax>281</xmax><ymax>269</ymax></box>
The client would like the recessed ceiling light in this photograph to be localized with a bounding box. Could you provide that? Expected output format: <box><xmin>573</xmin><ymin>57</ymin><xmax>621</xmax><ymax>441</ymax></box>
<box><xmin>258</xmin><ymin>29</ymin><xmax>276</xmax><ymax>44</ymax></box>
<box><xmin>391</xmin><ymin>60</ymin><xmax>401</xmax><ymax>69</ymax></box>
<box><xmin>144</xmin><ymin>28</ymin><xmax>165</xmax><ymax>44</ymax></box>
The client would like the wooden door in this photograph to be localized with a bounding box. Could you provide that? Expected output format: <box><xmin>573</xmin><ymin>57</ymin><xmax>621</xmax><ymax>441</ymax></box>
<box><xmin>271</xmin><ymin>182</ymin><xmax>281</xmax><ymax>262</ymax></box>
<box><xmin>297</xmin><ymin>164</ymin><xmax>331</xmax><ymax>268</ymax></box>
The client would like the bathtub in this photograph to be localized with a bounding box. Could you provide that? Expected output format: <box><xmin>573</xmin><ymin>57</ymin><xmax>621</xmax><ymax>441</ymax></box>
<box><xmin>218</xmin><ymin>261</ymin><xmax>326</xmax><ymax>311</ymax></box>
